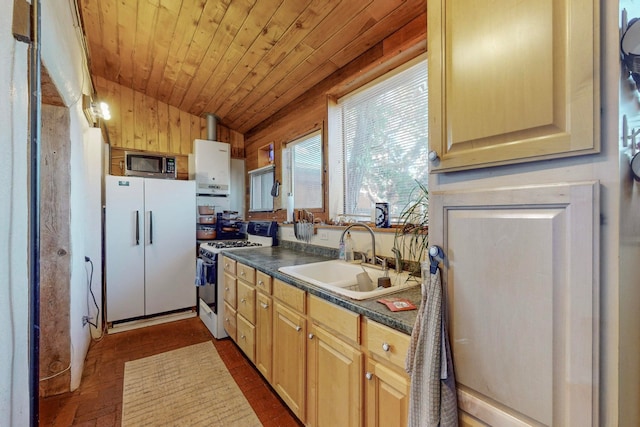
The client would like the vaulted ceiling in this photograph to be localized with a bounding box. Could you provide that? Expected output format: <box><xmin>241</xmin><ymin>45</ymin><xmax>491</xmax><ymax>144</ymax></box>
<box><xmin>78</xmin><ymin>0</ymin><xmax>425</xmax><ymax>134</ymax></box>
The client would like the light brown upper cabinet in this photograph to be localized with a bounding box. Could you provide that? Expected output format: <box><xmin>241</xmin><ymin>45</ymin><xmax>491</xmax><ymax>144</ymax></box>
<box><xmin>427</xmin><ymin>0</ymin><xmax>600</xmax><ymax>172</ymax></box>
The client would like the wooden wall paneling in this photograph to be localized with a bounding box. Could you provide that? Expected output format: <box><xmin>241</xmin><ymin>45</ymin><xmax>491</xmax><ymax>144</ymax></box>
<box><xmin>110</xmin><ymin>147</ymin><xmax>125</xmax><ymax>176</ymax></box>
<box><xmin>168</xmin><ymin>105</ymin><xmax>182</xmax><ymax>154</ymax></box>
<box><xmin>190</xmin><ymin>114</ymin><xmax>202</xmax><ymax>152</ymax></box>
<box><xmin>99</xmin><ymin>77</ymin><xmax>121</xmax><ymax>146</ymax></box>
<box><xmin>39</xmin><ymin>104</ymin><xmax>72</xmax><ymax>396</ymax></box>
<box><xmin>217</xmin><ymin>124</ymin><xmax>230</xmax><ymax>143</ymax></box>
<box><xmin>157</xmin><ymin>101</ymin><xmax>169</xmax><ymax>153</ymax></box>
<box><xmin>230</xmin><ymin>129</ymin><xmax>245</xmax><ymax>158</ymax></box>
<box><xmin>133</xmin><ymin>90</ymin><xmax>146</xmax><ymax>151</ymax></box>
<box><xmin>145</xmin><ymin>94</ymin><xmax>159</xmax><ymax>152</ymax></box>
<box><xmin>119</xmin><ymin>84</ymin><xmax>135</xmax><ymax>149</ymax></box>
<box><xmin>179</xmin><ymin>110</ymin><xmax>191</xmax><ymax>154</ymax></box>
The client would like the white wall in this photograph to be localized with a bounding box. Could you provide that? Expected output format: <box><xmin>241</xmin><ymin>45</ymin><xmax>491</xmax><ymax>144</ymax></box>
<box><xmin>0</xmin><ymin>0</ymin><xmax>30</xmax><ymax>423</ymax></box>
<box><xmin>40</xmin><ymin>0</ymin><xmax>101</xmax><ymax>392</ymax></box>
<box><xmin>0</xmin><ymin>1</ymin><xmax>101</xmax><ymax>420</ymax></box>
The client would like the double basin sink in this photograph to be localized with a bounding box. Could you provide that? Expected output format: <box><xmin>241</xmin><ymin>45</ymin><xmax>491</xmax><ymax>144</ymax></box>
<box><xmin>278</xmin><ymin>259</ymin><xmax>420</xmax><ymax>300</ymax></box>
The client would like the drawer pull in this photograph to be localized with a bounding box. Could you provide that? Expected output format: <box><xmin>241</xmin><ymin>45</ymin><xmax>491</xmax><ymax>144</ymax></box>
<box><xmin>240</xmin><ymin>298</ymin><xmax>247</xmax><ymax>304</ymax></box>
<box><xmin>240</xmin><ymin>271</ymin><xmax>245</xmax><ymax>276</ymax></box>
<box><xmin>260</xmin><ymin>302</ymin><xmax>269</xmax><ymax>309</ymax></box>
<box><xmin>308</xmin><ymin>333</ymin><xmax>314</xmax><ymax>339</ymax></box>
<box><xmin>296</xmin><ymin>326</ymin><xmax>302</xmax><ymax>332</ymax></box>
<box><xmin>258</xmin><ymin>280</ymin><xmax>264</xmax><ymax>286</ymax></box>
<box><xmin>365</xmin><ymin>372</ymin><xmax>373</xmax><ymax>381</ymax></box>
<box><xmin>225</xmin><ymin>263</ymin><xmax>229</xmax><ymax>268</ymax></box>
<box><xmin>382</xmin><ymin>342</ymin><xmax>391</xmax><ymax>352</ymax></box>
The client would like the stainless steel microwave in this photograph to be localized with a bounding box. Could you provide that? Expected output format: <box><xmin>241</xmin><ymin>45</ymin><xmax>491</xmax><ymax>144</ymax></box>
<box><xmin>124</xmin><ymin>151</ymin><xmax>177</xmax><ymax>179</ymax></box>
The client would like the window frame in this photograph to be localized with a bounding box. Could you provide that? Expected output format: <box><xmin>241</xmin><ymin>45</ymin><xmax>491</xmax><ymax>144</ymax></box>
<box><xmin>327</xmin><ymin>53</ymin><xmax>428</xmax><ymax>223</ymax></box>
<box><xmin>282</xmin><ymin>129</ymin><xmax>325</xmax><ymax>212</ymax></box>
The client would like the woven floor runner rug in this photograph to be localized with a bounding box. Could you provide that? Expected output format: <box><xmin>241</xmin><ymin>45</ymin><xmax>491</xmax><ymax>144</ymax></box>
<box><xmin>122</xmin><ymin>341</ymin><xmax>262</xmax><ymax>426</ymax></box>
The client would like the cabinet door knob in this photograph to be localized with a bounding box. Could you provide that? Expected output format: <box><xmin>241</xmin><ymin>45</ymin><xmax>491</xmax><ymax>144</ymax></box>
<box><xmin>308</xmin><ymin>333</ymin><xmax>314</xmax><ymax>339</ymax></box>
<box><xmin>428</xmin><ymin>150</ymin><xmax>439</xmax><ymax>162</ymax></box>
<box><xmin>382</xmin><ymin>342</ymin><xmax>391</xmax><ymax>352</ymax></box>
<box><xmin>225</xmin><ymin>263</ymin><xmax>229</xmax><ymax>268</ymax></box>
<box><xmin>240</xmin><ymin>298</ymin><xmax>246</xmax><ymax>304</ymax></box>
<box><xmin>258</xmin><ymin>280</ymin><xmax>264</xmax><ymax>286</ymax></box>
<box><xmin>365</xmin><ymin>372</ymin><xmax>373</xmax><ymax>381</ymax></box>
<box><xmin>296</xmin><ymin>326</ymin><xmax>302</xmax><ymax>332</ymax></box>
<box><xmin>240</xmin><ymin>271</ymin><xmax>245</xmax><ymax>276</ymax></box>
<box><xmin>225</xmin><ymin>287</ymin><xmax>229</xmax><ymax>291</ymax></box>
<box><xmin>260</xmin><ymin>302</ymin><xmax>269</xmax><ymax>309</ymax></box>
<box><xmin>240</xmin><ymin>334</ymin><xmax>245</xmax><ymax>340</ymax></box>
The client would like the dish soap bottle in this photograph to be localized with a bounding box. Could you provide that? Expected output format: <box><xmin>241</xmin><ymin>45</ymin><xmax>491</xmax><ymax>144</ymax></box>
<box><xmin>344</xmin><ymin>232</ymin><xmax>354</xmax><ymax>262</ymax></box>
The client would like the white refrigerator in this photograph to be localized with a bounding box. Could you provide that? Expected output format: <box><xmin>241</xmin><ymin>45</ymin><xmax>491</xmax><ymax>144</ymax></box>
<box><xmin>105</xmin><ymin>175</ymin><xmax>196</xmax><ymax>323</ymax></box>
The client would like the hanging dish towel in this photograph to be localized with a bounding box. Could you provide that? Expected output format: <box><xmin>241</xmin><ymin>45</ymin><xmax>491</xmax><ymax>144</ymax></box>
<box><xmin>195</xmin><ymin>258</ymin><xmax>205</xmax><ymax>286</ymax></box>
<box><xmin>405</xmin><ymin>253</ymin><xmax>458</xmax><ymax>427</ymax></box>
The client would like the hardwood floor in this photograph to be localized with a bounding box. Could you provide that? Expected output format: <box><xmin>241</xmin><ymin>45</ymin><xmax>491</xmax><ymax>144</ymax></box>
<box><xmin>39</xmin><ymin>317</ymin><xmax>303</xmax><ymax>427</ymax></box>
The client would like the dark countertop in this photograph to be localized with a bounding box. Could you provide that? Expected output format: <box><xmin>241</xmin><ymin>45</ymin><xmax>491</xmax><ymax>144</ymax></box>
<box><xmin>220</xmin><ymin>246</ymin><xmax>422</xmax><ymax>335</ymax></box>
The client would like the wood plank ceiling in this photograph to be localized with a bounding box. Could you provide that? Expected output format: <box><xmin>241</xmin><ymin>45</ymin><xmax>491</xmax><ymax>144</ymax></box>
<box><xmin>79</xmin><ymin>0</ymin><xmax>425</xmax><ymax>134</ymax></box>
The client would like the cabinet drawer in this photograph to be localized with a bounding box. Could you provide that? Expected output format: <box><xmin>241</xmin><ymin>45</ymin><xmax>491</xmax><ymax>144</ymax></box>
<box><xmin>309</xmin><ymin>295</ymin><xmax>360</xmax><ymax>343</ymax></box>
<box><xmin>237</xmin><ymin>263</ymin><xmax>255</xmax><ymax>285</ymax></box>
<box><xmin>223</xmin><ymin>272</ymin><xmax>237</xmax><ymax>308</ymax></box>
<box><xmin>273</xmin><ymin>279</ymin><xmax>306</xmax><ymax>313</ymax></box>
<box><xmin>366</xmin><ymin>319</ymin><xmax>410</xmax><ymax>370</ymax></box>
<box><xmin>237</xmin><ymin>314</ymin><xmax>256</xmax><ymax>362</ymax></box>
<box><xmin>224</xmin><ymin>301</ymin><xmax>237</xmax><ymax>342</ymax></box>
<box><xmin>256</xmin><ymin>270</ymin><xmax>272</xmax><ymax>294</ymax></box>
<box><xmin>237</xmin><ymin>280</ymin><xmax>256</xmax><ymax>324</ymax></box>
<box><xmin>222</xmin><ymin>256</ymin><xmax>236</xmax><ymax>275</ymax></box>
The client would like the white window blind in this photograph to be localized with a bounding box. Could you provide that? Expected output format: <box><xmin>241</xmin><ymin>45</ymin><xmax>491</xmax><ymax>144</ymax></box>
<box><xmin>338</xmin><ymin>58</ymin><xmax>428</xmax><ymax>219</ymax></box>
<box><xmin>248</xmin><ymin>164</ymin><xmax>274</xmax><ymax>212</ymax></box>
<box><xmin>285</xmin><ymin>131</ymin><xmax>323</xmax><ymax>209</ymax></box>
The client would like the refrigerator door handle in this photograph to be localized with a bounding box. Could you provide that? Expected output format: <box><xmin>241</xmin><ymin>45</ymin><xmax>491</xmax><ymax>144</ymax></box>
<box><xmin>135</xmin><ymin>210</ymin><xmax>140</xmax><ymax>245</ymax></box>
<box><xmin>149</xmin><ymin>211</ymin><xmax>153</xmax><ymax>244</ymax></box>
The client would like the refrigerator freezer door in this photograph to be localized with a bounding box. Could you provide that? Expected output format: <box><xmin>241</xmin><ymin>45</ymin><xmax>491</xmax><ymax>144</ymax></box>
<box><xmin>144</xmin><ymin>179</ymin><xmax>196</xmax><ymax>315</ymax></box>
<box><xmin>105</xmin><ymin>175</ymin><xmax>146</xmax><ymax>322</ymax></box>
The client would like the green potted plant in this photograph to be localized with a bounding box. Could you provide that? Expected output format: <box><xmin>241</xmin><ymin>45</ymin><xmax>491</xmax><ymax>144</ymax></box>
<box><xmin>393</xmin><ymin>180</ymin><xmax>429</xmax><ymax>276</ymax></box>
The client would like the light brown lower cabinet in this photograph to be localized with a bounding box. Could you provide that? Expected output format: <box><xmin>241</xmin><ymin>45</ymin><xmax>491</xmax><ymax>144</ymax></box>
<box><xmin>307</xmin><ymin>323</ymin><xmax>363</xmax><ymax>427</ymax></box>
<box><xmin>273</xmin><ymin>301</ymin><xmax>306</xmax><ymax>422</ymax></box>
<box><xmin>236</xmin><ymin>314</ymin><xmax>255</xmax><ymax>362</ymax></box>
<box><xmin>223</xmin><ymin>301</ymin><xmax>237</xmax><ymax>342</ymax></box>
<box><xmin>225</xmin><ymin>270</ymin><xmax>416</xmax><ymax>427</ymax></box>
<box><xmin>255</xmin><ymin>292</ymin><xmax>273</xmax><ymax>382</ymax></box>
<box><xmin>364</xmin><ymin>358</ymin><xmax>410</xmax><ymax>427</ymax></box>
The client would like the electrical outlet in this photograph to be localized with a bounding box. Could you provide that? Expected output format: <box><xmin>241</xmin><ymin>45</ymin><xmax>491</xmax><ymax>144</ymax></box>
<box><xmin>319</xmin><ymin>230</ymin><xmax>329</xmax><ymax>240</ymax></box>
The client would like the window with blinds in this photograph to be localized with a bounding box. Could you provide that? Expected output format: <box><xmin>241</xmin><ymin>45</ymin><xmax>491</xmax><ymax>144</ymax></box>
<box><xmin>284</xmin><ymin>131</ymin><xmax>323</xmax><ymax>209</ymax></box>
<box><xmin>336</xmin><ymin>57</ymin><xmax>428</xmax><ymax>220</ymax></box>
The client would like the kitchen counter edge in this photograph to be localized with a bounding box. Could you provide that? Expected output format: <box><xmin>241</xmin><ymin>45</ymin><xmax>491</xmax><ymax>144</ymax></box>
<box><xmin>220</xmin><ymin>246</ymin><xmax>421</xmax><ymax>335</ymax></box>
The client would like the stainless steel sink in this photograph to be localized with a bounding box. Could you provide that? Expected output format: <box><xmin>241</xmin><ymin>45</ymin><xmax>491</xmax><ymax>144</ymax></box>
<box><xmin>278</xmin><ymin>260</ymin><xmax>420</xmax><ymax>300</ymax></box>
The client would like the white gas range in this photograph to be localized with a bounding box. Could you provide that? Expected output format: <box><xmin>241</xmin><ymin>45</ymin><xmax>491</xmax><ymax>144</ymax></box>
<box><xmin>197</xmin><ymin>221</ymin><xmax>277</xmax><ymax>338</ymax></box>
